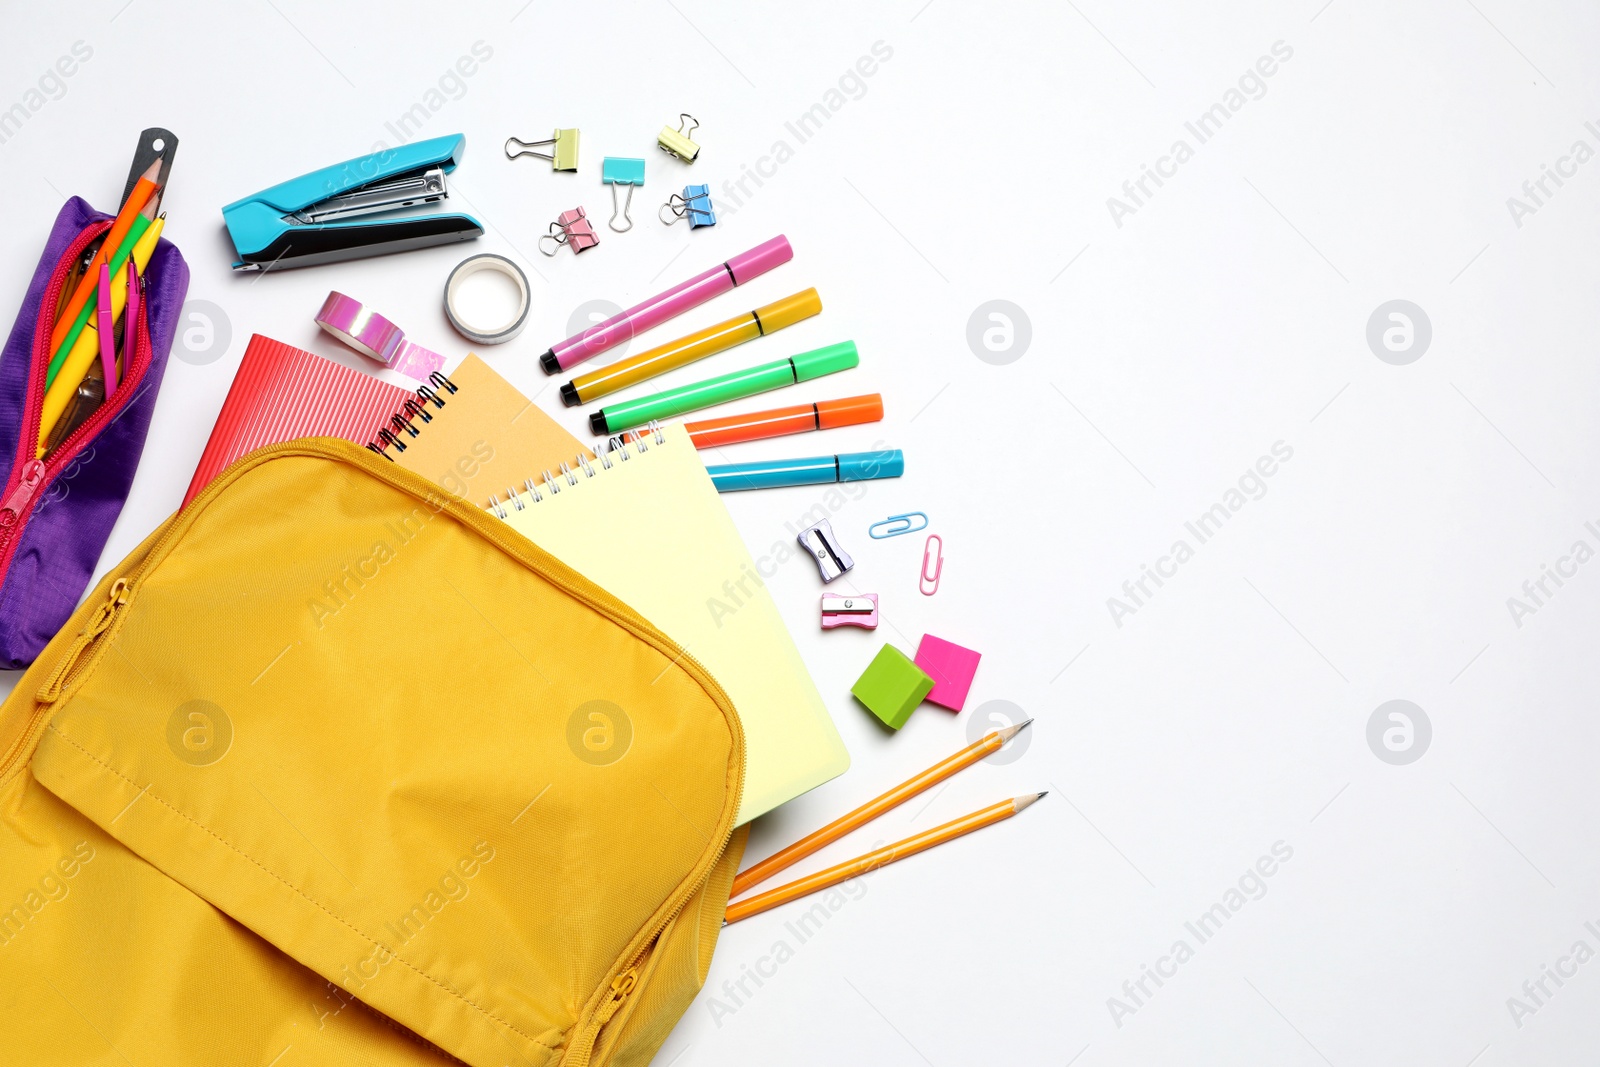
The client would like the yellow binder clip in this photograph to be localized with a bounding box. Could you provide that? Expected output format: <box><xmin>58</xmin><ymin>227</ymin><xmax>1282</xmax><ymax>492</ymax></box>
<box><xmin>656</xmin><ymin>114</ymin><xmax>701</xmax><ymax>163</ymax></box>
<box><xmin>505</xmin><ymin>128</ymin><xmax>580</xmax><ymax>172</ymax></box>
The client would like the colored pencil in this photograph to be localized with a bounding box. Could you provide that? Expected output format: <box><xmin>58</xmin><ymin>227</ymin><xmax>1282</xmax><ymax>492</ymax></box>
<box><xmin>730</xmin><ymin>720</ymin><xmax>1030</xmax><ymax>898</ymax></box>
<box><xmin>48</xmin><ymin>159</ymin><xmax>161</xmax><ymax>356</ymax></box>
<box><xmin>723</xmin><ymin>793</ymin><xmax>1046</xmax><ymax>925</ymax></box>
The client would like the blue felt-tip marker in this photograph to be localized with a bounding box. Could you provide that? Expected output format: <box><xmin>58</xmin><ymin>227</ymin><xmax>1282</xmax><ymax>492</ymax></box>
<box><xmin>706</xmin><ymin>449</ymin><xmax>904</xmax><ymax>492</ymax></box>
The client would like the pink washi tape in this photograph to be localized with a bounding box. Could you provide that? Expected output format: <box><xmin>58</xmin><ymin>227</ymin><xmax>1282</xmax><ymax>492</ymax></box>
<box><xmin>315</xmin><ymin>291</ymin><xmax>446</xmax><ymax>381</ymax></box>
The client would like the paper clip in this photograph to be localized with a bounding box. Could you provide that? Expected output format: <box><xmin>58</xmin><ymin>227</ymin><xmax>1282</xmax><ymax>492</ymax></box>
<box><xmin>657</xmin><ymin>113</ymin><xmax>702</xmax><ymax>163</ymax></box>
<box><xmin>505</xmin><ymin>129</ymin><xmax>579</xmax><ymax>172</ymax></box>
<box><xmin>869</xmin><ymin>511</ymin><xmax>928</xmax><ymax>539</ymax></box>
<box><xmin>538</xmin><ymin>207</ymin><xmax>599</xmax><ymax>257</ymax></box>
<box><xmin>661</xmin><ymin>184</ymin><xmax>715</xmax><ymax>228</ymax></box>
<box><xmin>601</xmin><ymin>157</ymin><xmax>645</xmax><ymax>232</ymax></box>
<box><xmin>919</xmin><ymin>534</ymin><xmax>943</xmax><ymax>596</ymax></box>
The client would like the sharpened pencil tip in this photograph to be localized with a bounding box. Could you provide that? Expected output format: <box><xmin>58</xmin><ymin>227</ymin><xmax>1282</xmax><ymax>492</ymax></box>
<box><xmin>995</xmin><ymin>718</ymin><xmax>1034</xmax><ymax>742</ymax></box>
<box><xmin>1013</xmin><ymin>791</ymin><xmax>1047</xmax><ymax>813</ymax></box>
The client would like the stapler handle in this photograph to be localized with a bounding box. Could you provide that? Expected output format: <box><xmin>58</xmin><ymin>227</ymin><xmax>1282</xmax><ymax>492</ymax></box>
<box><xmin>233</xmin><ymin>215</ymin><xmax>484</xmax><ymax>272</ymax></box>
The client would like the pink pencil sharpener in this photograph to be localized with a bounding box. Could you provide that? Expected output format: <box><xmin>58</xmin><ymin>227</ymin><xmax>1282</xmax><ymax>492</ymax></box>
<box><xmin>821</xmin><ymin>593</ymin><xmax>878</xmax><ymax>630</ymax></box>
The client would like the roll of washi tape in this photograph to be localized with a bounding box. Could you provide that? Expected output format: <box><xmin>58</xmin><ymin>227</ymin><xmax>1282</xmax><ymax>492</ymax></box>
<box><xmin>314</xmin><ymin>292</ymin><xmax>446</xmax><ymax>381</ymax></box>
<box><xmin>444</xmin><ymin>253</ymin><xmax>531</xmax><ymax>345</ymax></box>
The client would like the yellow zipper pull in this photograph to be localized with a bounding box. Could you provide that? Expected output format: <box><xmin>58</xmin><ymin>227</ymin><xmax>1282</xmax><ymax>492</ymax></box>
<box><xmin>563</xmin><ymin>967</ymin><xmax>638</xmax><ymax>1067</ymax></box>
<box><xmin>37</xmin><ymin>578</ymin><xmax>129</xmax><ymax>704</ymax></box>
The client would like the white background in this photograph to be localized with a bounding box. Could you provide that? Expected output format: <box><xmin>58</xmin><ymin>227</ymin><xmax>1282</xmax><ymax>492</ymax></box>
<box><xmin>3</xmin><ymin>1</ymin><xmax>1599</xmax><ymax>1064</ymax></box>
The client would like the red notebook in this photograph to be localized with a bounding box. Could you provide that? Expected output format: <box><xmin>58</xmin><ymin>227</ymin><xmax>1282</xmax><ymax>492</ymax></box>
<box><xmin>183</xmin><ymin>334</ymin><xmax>421</xmax><ymax>504</ymax></box>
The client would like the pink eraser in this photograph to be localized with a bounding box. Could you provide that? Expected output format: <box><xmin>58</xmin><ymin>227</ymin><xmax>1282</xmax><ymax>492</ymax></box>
<box><xmin>914</xmin><ymin>634</ymin><xmax>981</xmax><ymax>712</ymax></box>
<box><xmin>726</xmin><ymin>235</ymin><xmax>793</xmax><ymax>285</ymax></box>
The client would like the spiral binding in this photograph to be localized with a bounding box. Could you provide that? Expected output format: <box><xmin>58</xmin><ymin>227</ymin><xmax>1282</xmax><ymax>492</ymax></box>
<box><xmin>487</xmin><ymin>421</ymin><xmax>665</xmax><ymax>518</ymax></box>
<box><xmin>363</xmin><ymin>370</ymin><xmax>460</xmax><ymax>459</ymax></box>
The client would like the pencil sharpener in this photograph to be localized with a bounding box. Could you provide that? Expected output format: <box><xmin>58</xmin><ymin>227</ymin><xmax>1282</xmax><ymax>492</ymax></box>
<box><xmin>822</xmin><ymin>593</ymin><xmax>878</xmax><ymax>630</ymax></box>
<box><xmin>798</xmin><ymin>519</ymin><xmax>854</xmax><ymax>583</ymax></box>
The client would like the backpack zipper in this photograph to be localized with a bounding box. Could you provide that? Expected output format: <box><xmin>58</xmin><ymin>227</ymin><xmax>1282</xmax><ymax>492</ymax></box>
<box><xmin>0</xmin><ymin>219</ymin><xmax>155</xmax><ymax>577</ymax></box>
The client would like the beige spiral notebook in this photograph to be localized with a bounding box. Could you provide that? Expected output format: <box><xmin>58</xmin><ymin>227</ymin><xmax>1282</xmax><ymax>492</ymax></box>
<box><xmin>493</xmin><ymin>423</ymin><xmax>849</xmax><ymax>824</ymax></box>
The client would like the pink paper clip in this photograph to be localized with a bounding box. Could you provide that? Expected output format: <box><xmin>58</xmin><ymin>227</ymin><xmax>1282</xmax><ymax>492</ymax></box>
<box><xmin>539</xmin><ymin>206</ymin><xmax>600</xmax><ymax>256</ymax></box>
<box><xmin>919</xmin><ymin>534</ymin><xmax>943</xmax><ymax>596</ymax></box>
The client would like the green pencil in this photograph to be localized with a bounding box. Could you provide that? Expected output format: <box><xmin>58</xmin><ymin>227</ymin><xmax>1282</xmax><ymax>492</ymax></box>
<box><xmin>47</xmin><ymin>212</ymin><xmax>154</xmax><ymax>389</ymax></box>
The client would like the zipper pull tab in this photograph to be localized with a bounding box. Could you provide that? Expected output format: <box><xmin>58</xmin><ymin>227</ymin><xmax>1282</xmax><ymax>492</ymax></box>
<box><xmin>564</xmin><ymin>967</ymin><xmax>639</xmax><ymax>1067</ymax></box>
<box><xmin>37</xmin><ymin>578</ymin><xmax>129</xmax><ymax>704</ymax></box>
<box><xmin>0</xmin><ymin>459</ymin><xmax>47</xmax><ymax>533</ymax></box>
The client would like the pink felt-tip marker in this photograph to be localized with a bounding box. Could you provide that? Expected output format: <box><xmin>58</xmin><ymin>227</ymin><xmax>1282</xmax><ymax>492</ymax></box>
<box><xmin>118</xmin><ymin>260</ymin><xmax>140</xmax><ymax>393</ymax></box>
<box><xmin>540</xmin><ymin>234</ymin><xmax>793</xmax><ymax>374</ymax></box>
<box><xmin>95</xmin><ymin>262</ymin><xmax>117</xmax><ymax>394</ymax></box>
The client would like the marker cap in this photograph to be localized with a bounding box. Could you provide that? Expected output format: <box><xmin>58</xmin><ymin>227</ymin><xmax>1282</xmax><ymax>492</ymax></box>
<box><xmin>839</xmin><ymin>449</ymin><xmax>903</xmax><ymax>482</ymax></box>
<box><xmin>791</xmin><ymin>341</ymin><xmax>858</xmax><ymax>382</ymax></box>
<box><xmin>726</xmin><ymin>235</ymin><xmax>793</xmax><ymax>284</ymax></box>
<box><xmin>754</xmin><ymin>288</ymin><xmax>822</xmax><ymax>333</ymax></box>
<box><xmin>816</xmin><ymin>393</ymin><xmax>883</xmax><ymax>429</ymax></box>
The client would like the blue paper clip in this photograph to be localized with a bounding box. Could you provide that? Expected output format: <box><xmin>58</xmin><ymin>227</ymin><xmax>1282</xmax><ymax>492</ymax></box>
<box><xmin>869</xmin><ymin>512</ymin><xmax>928</xmax><ymax>539</ymax></box>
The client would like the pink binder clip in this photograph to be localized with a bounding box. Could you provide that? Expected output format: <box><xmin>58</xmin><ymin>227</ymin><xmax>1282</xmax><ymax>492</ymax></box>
<box><xmin>919</xmin><ymin>534</ymin><xmax>943</xmax><ymax>596</ymax></box>
<box><xmin>539</xmin><ymin>206</ymin><xmax>600</xmax><ymax>256</ymax></box>
<box><xmin>822</xmin><ymin>593</ymin><xmax>878</xmax><ymax>630</ymax></box>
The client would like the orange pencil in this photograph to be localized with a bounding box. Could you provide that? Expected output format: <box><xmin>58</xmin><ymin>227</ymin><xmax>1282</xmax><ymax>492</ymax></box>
<box><xmin>724</xmin><ymin>793</ymin><xmax>1046</xmax><ymax>925</ymax></box>
<box><xmin>49</xmin><ymin>161</ymin><xmax>161</xmax><ymax>355</ymax></box>
<box><xmin>731</xmin><ymin>720</ymin><xmax>1031</xmax><ymax>898</ymax></box>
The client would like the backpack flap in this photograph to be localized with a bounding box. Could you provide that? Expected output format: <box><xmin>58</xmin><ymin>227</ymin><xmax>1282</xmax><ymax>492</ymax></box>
<box><xmin>25</xmin><ymin>440</ymin><xmax>745</xmax><ymax>1067</ymax></box>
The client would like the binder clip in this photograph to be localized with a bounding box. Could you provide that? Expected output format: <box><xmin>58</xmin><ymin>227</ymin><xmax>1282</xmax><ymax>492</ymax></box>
<box><xmin>504</xmin><ymin>128</ymin><xmax>579</xmax><ymax>172</ymax></box>
<box><xmin>798</xmin><ymin>518</ymin><xmax>854</xmax><ymax>583</ymax></box>
<box><xmin>538</xmin><ymin>207</ymin><xmax>599</xmax><ymax>257</ymax></box>
<box><xmin>221</xmin><ymin>133</ymin><xmax>483</xmax><ymax>271</ymax></box>
<box><xmin>822</xmin><ymin>593</ymin><xmax>878</xmax><ymax>630</ymax></box>
<box><xmin>601</xmin><ymin>157</ymin><xmax>645</xmax><ymax>232</ymax></box>
<box><xmin>869</xmin><ymin>511</ymin><xmax>928</xmax><ymax>539</ymax></box>
<box><xmin>657</xmin><ymin>114</ymin><xmax>702</xmax><ymax>163</ymax></box>
<box><xmin>661</xmin><ymin>184</ymin><xmax>715</xmax><ymax>228</ymax></box>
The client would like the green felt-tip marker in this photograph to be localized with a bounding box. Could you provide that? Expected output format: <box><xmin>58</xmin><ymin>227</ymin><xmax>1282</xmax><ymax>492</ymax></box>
<box><xmin>588</xmin><ymin>340</ymin><xmax>859</xmax><ymax>435</ymax></box>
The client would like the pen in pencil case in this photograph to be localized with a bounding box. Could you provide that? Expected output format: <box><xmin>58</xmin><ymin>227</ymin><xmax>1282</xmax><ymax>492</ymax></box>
<box><xmin>705</xmin><ymin>448</ymin><xmax>903</xmax><ymax>492</ymax></box>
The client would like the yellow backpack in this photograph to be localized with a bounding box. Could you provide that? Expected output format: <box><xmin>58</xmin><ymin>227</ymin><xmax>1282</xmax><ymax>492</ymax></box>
<box><xmin>0</xmin><ymin>439</ymin><xmax>747</xmax><ymax>1066</ymax></box>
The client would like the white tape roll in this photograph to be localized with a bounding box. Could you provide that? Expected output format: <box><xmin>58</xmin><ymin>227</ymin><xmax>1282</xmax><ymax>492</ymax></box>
<box><xmin>444</xmin><ymin>253</ymin><xmax>531</xmax><ymax>345</ymax></box>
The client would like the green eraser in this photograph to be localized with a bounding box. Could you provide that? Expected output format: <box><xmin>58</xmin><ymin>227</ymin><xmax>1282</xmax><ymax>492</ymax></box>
<box><xmin>851</xmin><ymin>644</ymin><xmax>934</xmax><ymax>730</ymax></box>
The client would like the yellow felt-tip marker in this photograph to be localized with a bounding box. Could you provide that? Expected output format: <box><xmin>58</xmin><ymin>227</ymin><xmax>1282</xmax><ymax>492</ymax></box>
<box><xmin>37</xmin><ymin>216</ymin><xmax>164</xmax><ymax>457</ymax></box>
<box><xmin>560</xmin><ymin>287</ymin><xmax>822</xmax><ymax>407</ymax></box>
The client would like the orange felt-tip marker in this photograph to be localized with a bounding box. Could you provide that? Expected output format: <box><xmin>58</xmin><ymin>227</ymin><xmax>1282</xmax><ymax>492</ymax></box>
<box><xmin>560</xmin><ymin>287</ymin><xmax>821</xmax><ymax>407</ymax></box>
<box><xmin>49</xmin><ymin>165</ymin><xmax>161</xmax><ymax>355</ymax></box>
<box><xmin>685</xmin><ymin>393</ymin><xmax>883</xmax><ymax>449</ymax></box>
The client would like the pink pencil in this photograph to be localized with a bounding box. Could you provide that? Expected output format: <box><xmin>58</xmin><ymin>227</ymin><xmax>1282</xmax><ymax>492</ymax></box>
<box><xmin>95</xmin><ymin>263</ymin><xmax>117</xmax><ymax>393</ymax></box>
<box><xmin>540</xmin><ymin>234</ymin><xmax>793</xmax><ymax>374</ymax></box>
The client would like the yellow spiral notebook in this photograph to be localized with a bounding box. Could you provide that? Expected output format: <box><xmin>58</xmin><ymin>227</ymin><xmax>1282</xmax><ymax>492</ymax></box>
<box><xmin>492</xmin><ymin>423</ymin><xmax>849</xmax><ymax>824</ymax></box>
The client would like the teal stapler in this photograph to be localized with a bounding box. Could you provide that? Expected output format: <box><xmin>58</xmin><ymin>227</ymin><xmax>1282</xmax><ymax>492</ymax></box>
<box><xmin>222</xmin><ymin>134</ymin><xmax>484</xmax><ymax>271</ymax></box>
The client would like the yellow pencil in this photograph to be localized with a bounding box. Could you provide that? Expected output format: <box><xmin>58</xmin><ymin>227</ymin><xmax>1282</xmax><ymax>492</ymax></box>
<box><xmin>37</xmin><ymin>215</ymin><xmax>164</xmax><ymax>457</ymax></box>
<box><xmin>723</xmin><ymin>793</ymin><xmax>1046</xmax><ymax>925</ymax></box>
<box><xmin>731</xmin><ymin>721</ymin><xmax>1031</xmax><ymax>898</ymax></box>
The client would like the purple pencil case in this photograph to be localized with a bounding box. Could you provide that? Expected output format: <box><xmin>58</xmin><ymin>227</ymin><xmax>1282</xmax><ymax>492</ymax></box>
<box><xmin>0</xmin><ymin>196</ymin><xmax>188</xmax><ymax>668</ymax></box>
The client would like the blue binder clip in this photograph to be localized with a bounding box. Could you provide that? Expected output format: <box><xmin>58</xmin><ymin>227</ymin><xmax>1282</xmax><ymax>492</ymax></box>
<box><xmin>602</xmin><ymin>157</ymin><xmax>646</xmax><ymax>232</ymax></box>
<box><xmin>661</xmin><ymin>184</ymin><xmax>715</xmax><ymax>229</ymax></box>
<box><xmin>222</xmin><ymin>134</ymin><xmax>483</xmax><ymax>272</ymax></box>
<box><xmin>869</xmin><ymin>512</ymin><xmax>928</xmax><ymax>539</ymax></box>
